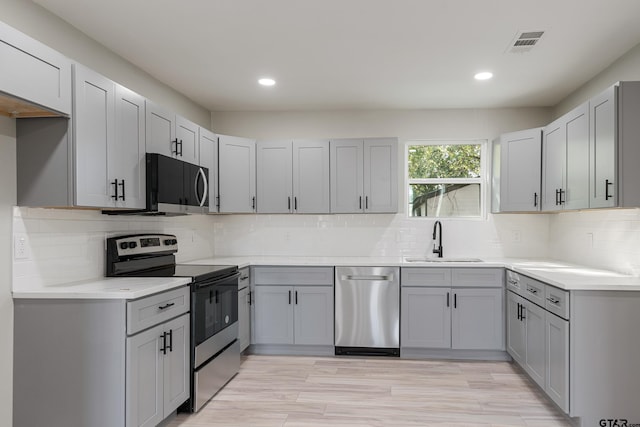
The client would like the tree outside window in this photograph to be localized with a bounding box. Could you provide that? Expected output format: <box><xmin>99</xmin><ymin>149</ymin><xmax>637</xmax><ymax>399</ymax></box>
<box><xmin>408</xmin><ymin>142</ymin><xmax>484</xmax><ymax>218</ymax></box>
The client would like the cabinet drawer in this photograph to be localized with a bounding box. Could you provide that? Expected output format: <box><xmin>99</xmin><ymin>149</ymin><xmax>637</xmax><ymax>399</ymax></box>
<box><xmin>506</xmin><ymin>270</ymin><xmax>522</xmax><ymax>293</ymax></box>
<box><xmin>452</xmin><ymin>268</ymin><xmax>504</xmax><ymax>288</ymax></box>
<box><xmin>545</xmin><ymin>286</ymin><xmax>569</xmax><ymax>320</ymax></box>
<box><xmin>520</xmin><ymin>275</ymin><xmax>546</xmax><ymax>306</ymax></box>
<box><xmin>238</xmin><ymin>267</ymin><xmax>250</xmax><ymax>290</ymax></box>
<box><xmin>401</xmin><ymin>268</ymin><xmax>451</xmax><ymax>287</ymax></box>
<box><xmin>252</xmin><ymin>266</ymin><xmax>334</xmax><ymax>285</ymax></box>
<box><xmin>127</xmin><ymin>286</ymin><xmax>190</xmax><ymax>335</ymax></box>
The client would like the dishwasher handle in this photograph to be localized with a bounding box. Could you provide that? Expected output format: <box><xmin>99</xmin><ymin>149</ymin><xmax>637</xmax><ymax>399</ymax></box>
<box><xmin>341</xmin><ymin>274</ymin><xmax>394</xmax><ymax>281</ymax></box>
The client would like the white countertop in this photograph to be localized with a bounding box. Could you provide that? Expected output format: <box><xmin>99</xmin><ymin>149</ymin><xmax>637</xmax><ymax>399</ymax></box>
<box><xmin>15</xmin><ymin>256</ymin><xmax>640</xmax><ymax>299</ymax></box>
<box><xmin>12</xmin><ymin>276</ymin><xmax>192</xmax><ymax>299</ymax></box>
<box><xmin>187</xmin><ymin>256</ymin><xmax>640</xmax><ymax>291</ymax></box>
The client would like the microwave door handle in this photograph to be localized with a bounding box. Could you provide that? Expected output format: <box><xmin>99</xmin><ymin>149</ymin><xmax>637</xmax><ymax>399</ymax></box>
<box><xmin>197</xmin><ymin>167</ymin><xmax>208</xmax><ymax>207</ymax></box>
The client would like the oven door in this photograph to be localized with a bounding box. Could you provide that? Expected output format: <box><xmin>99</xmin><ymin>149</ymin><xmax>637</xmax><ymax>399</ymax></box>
<box><xmin>193</xmin><ymin>272</ymin><xmax>240</xmax><ymax>348</ymax></box>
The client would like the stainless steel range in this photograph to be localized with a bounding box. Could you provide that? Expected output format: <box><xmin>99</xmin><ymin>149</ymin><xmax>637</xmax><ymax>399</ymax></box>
<box><xmin>106</xmin><ymin>233</ymin><xmax>240</xmax><ymax>412</ymax></box>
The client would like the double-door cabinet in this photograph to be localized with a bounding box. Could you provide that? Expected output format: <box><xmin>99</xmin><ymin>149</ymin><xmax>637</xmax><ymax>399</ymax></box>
<box><xmin>251</xmin><ymin>266</ymin><xmax>334</xmax><ymax>353</ymax></box>
<box><xmin>400</xmin><ymin>268</ymin><xmax>505</xmax><ymax>354</ymax></box>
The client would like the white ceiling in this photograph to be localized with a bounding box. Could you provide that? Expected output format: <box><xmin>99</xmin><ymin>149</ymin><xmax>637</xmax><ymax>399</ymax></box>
<box><xmin>33</xmin><ymin>0</ymin><xmax>640</xmax><ymax>112</ymax></box>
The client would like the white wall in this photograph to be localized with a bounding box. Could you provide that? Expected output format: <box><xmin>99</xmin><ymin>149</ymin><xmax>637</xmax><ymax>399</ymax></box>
<box><xmin>0</xmin><ymin>0</ymin><xmax>210</xmax><ymax>128</ymax></box>
<box><xmin>0</xmin><ymin>117</ymin><xmax>16</xmax><ymax>424</ymax></box>
<box><xmin>555</xmin><ymin>41</ymin><xmax>640</xmax><ymax>117</ymax></box>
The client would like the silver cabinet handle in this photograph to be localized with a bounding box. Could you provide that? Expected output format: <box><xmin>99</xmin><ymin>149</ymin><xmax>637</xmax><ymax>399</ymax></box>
<box><xmin>343</xmin><ymin>275</ymin><xmax>393</xmax><ymax>281</ymax></box>
<box><xmin>195</xmin><ymin>167</ymin><xmax>208</xmax><ymax>207</ymax></box>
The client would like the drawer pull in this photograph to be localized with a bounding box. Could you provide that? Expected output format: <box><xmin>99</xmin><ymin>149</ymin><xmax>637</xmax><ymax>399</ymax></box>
<box><xmin>547</xmin><ymin>296</ymin><xmax>560</xmax><ymax>305</ymax></box>
<box><xmin>527</xmin><ymin>287</ymin><xmax>538</xmax><ymax>294</ymax></box>
<box><xmin>508</xmin><ymin>279</ymin><xmax>518</xmax><ymax>285</ymax></box>
<box><xmin>158</xmin><ymin>302</ymin><xmax>175</xmax><ymax>310</ymax></box>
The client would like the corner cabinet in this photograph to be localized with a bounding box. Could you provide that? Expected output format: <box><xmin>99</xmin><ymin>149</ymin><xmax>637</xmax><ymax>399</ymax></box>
<box><xmin>400</xmin><ymin>267</ymin><xmax>505</xmax><ymax>359</ymax></box>
<box><xmin>218</xmin><ymin>134</ymin><xmax>257</xmax><ymax>213</ymax></box>
<box><xmin>492</xmin><ymin>128</ymin><xmax>542</xmax><ymax>212</ymax></box>
<box><xmin>330</xmin><ymin>138</ymin><xmax>398</xmax><ymax>213</ymax></box>
<box><xmin>146</xmin><ymin>101</ymin><xmax>200</xmax><ymax>165</ymax></box>
<box><xmin>251</xmin><ymin>266</ymin><xmax>334</xmax><ymax>355</ymax></box>
<box><xmin>256</xmin><ymin>139</ymin><xmax>330</xmax><ymax>213</ymax></box>
<box><xmin>0</xmin><ymin>20</ymin><xmax>72</xmax><ymax>116</ymax></box>
<box><xmin>13</xmin><ymin>286</ymin><xmax>191</xmax><ymax>427</ymax></box>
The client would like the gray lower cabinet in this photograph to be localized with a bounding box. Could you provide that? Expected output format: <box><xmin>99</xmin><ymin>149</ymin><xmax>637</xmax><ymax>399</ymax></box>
<box><xmin>126</xmin><ymin>313</ymin><xmax>190</xmax><ymax>427</ymax></box>
<box><xmin>400</xmin><ymin>268</ymin><xmax>504</xmax><ymax>355</ymax></box>
<box><xmin>13</xmin><ymin>286</ymin><xmax>190</xmax><ymax>427</ymax></box>
<box><xmin>506</xmin><ymin>271</ymin><xmax>569</xmax><ymax>414</ymax></box>
<box><xmin>251</xmin><ymin>266</ymin><xmax>334</xmax><ymax>352</ymax></box>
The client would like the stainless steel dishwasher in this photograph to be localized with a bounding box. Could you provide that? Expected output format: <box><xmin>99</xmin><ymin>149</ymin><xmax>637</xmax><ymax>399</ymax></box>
<box><xmin>334</xmin><ymin>266</ymin><xmax>400</xmax><ymax>356</ymax></box>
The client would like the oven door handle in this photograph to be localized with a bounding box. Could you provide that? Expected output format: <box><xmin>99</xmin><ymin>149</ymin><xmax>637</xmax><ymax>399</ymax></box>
<box><xmin>194</xmin><ymin>271</ymin><xmax>242</xmax><ymax>289</ymax></box>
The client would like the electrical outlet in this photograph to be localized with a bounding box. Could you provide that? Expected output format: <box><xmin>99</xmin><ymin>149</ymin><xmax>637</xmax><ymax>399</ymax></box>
<box><xmin>14</xmin><ymin>235</ymin><xmax>30</xmax><ymax>260</ymax></box>
<box><xmin>512</xmin><ymin>230</ymin><xmax>521</xmax><ymax>243</ymax></box>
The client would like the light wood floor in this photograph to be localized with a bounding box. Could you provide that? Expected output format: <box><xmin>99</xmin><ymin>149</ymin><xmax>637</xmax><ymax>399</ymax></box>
<box><xmin>168</xmin><ymin>355</ymin><xmax>571</xmax><ymax>427</ymax></box>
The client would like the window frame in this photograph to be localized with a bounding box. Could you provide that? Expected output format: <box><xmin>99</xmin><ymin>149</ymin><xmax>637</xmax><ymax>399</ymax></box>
<box><xmin>405</xmin><ymin>140</ymin><xmax>488</xmax><ymax>220</ymax></box>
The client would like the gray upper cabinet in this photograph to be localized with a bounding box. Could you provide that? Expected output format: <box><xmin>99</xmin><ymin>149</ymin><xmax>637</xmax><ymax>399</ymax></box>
<box><xmin>218</xmin><ymin>134</ymin><xmax>257</xmax><ymax>213</ymax></box>
<box><xmin>330</xmin><ymin>138</ymin><xmax>398</xmax><ymax>213</ymax></box>
<box><xmin>492</xmin><ymin>128</ymin><xmax>542</xmax><ymax>212</ymax></box>
<box><xmin>0</xmin><ymin>21</ymin><xmax>72</xmax><ymax>116</ymax></box>
<box><xmin>542</xmin><ymin>102</ymin><xmax>589</xmax><ymax>211</ymax></box>
<box><xmin>591</xmin><ymin>81</ymin><xmax>640</xmax><ymax>208</ymax></box>
<box><xmin>146</xmin><ymin>101</ymin><xmax>200</xmax><ymax>164</ymax></box>
<box><xmin>256</xmin><ymin>139</ymin><xmax>330</xmax><ymax>214</ymax></box>
<box><xmin>293</xmin><ymin>140</ymin><xmax>330</xmax><ymax>213</ymax></box>
<box><xmin>256</xmin><ymin>140</ymin><xmax>293</xmax><ymax>213</ymax></box>
<box><xmin>199</xmin><ymin>128</ymin><xmax>219</xmax><ymax>213</ymax></box>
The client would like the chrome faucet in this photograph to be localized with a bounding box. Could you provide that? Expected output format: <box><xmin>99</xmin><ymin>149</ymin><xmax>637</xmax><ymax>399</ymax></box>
<box><xmin>432</xmin><ymin>220</ymin><xmax>443</xmax><ymax>258</ymax></box>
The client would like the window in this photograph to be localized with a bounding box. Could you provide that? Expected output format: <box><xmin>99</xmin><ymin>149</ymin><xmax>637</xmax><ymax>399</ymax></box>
<box><xmin>407</xmin><ymin>141</ymin><xmax>485</xmax><ymax>218</ymax></box>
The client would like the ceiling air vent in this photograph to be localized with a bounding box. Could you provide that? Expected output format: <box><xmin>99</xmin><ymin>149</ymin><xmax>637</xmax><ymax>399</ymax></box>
<box><xmin>507</xmin><ymin>30</ymin><xmax>545</xmax><ymax>53</ymax></box>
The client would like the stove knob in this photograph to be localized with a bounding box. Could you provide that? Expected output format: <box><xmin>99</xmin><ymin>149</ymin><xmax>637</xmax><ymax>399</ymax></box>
<box><xmin>164</xmin><ymin>239</ymin><xmax>173</xmax><ymax>245</ymax></box>
<box><xmin>128</xmin><ymin>242</ymin><xmax>137</xmax><ymax>249</ymax></box>
<box><xmin>172</xmin><ymin>239</ymin><xmax>178</xmax><ymax>245</ymax></box>
<box><xmin>119</xmin><ymin>242</ymin><xmax>128</xmax><ymax>250</ymax></box>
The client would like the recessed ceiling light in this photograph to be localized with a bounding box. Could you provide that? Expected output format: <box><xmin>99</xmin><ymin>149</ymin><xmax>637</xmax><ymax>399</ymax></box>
<box><xmin>258</xmin><ymin>78</ymin><xmax>276</xmax><ymax>86</ymax></box>
<box><xmin>474</xmin><ymin>72</ymin><xmax>493</xmax><ymax>81</ymax></box>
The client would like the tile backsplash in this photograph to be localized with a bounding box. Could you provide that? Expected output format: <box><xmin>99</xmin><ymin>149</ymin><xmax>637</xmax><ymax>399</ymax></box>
<box><xmin>12</xmin><ymin>207</ymin><xmax>214</xmax><ymax>290</ymax></box>
<box><xmin>17</xmin><ymin>205</ymin><xmax>640</xmax><ymax>290</ymax></box>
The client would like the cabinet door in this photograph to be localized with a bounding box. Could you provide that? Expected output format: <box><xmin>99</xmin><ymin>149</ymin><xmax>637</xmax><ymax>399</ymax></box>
<box><xmin>73</xmin><ymin>64</ymin><xmax>114</xmax><ymax>207</ymax></box>
<box><xmin>199</xmin><ymin>128</ymin><xmax>219</xmax><ymax>213</ymax></box>
<box><xmin>218</xmin><ymin>135</ymin><xmax>256</xmax><ymax>213</ymax></box>
<box><xmin>145</xmin><ymin>101</ymin><xmax>176</xmax><ymax>158</ymax></box>
<box><xmin>163</xmin><ymin>314</ymin><xmax>190</xmax><ymax>417</ymax></box>
<box><xmin>253</xmin><ymin>286</ymin><xmax>294</xmax><ymax>344</ymax></box>
<box><xmin>175</xmin><ymin>116</ymin><xmax>199</xmax><ymax>165</ymax></box>
<box><xmin>0</xmin><ymin>21</ymin><xmax>72</xmax><ymax>115</ymax></box>
<box><xmin>451</xmin><ymin>288</ymin><xmax>503</xmax><ymax>350</ymax></box>
<box><xmin>546</xmin><ymin>312</ymin><xmax>569</xmax><ymax>412</ymax></box>
<box><xmin>126</xmin><ymin>324</ymin><xmax>163</xmax><ymax>427</ymax></box>
<box><xmin>238</xmin><ymin>286</ymin><xmax>251</xmax><ymax>352</ymax></box>
<box><xmin>256</xmin><ymin>140</ymin><xmax>293</xmax><ymax>213</ymax></box>
<box><xmin>542</xmin><ymin>118</ymin><xmax>565</xmax><ymax>211</ymax></box>
<box><xmin>113</xmin><ymin>85</ymin><xmax>146</xmax><ymax>209</ymax></box>
<box><xmin>293</xmin><ymin>139</ymin><xmax>330</xmax><ymax>213</ymax></box>
<box><xmin>330</xmin><ymin>139</ymin><xmax>364</xmax><ymax>213</ymax></box>
<box><xmin>293</xmin><ymin>286</ymin><xmax>334</xmax><ymax>345</ymax></box>
<box><xmin>506</xmin><ymin>291</ymin><xmax>526</xmax><ymax>364</ymax></box>
<box><xmin>565</xmin><ymin>102</ymin><xmax>590</xmax><ymax>210</ymax></box>
<box><xmin>401</xmin><ymin>287</ymin><xmax>451</xmax><ymax>348</ymax></box>
<box><xmin>590</xmin><ymin>85</ymin><xmax>616</xmax><ymax>208</ymax></box>
<box><xmin>524</xmin><ymin>301</ymin><xmax>546</xmax><ymax>388</ymax></box>
<box><xmin>500</xmin><ymin>128</ymin><xmax>542</xmax><ymax>212</ymax></box>
<box><xmin>364</xmin><ymin>138</ymin><xmax>398</xmax><ymax>213</ymax></box>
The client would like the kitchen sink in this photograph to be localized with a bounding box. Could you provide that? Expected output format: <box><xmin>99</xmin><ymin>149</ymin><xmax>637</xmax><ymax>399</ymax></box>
<box><xmin>403</xmin><ymin>257</ymin><xmax>483</xmax><ymax>263</ymax></box>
